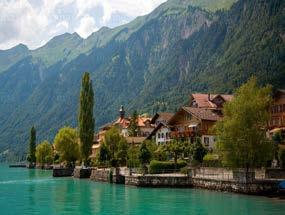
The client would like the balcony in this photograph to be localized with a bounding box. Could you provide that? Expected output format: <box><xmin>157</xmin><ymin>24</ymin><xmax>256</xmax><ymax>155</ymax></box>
<box><xmin>170</xmin><ymin>130</ymin><xmax>198</xmax><ymax>138</ymax></box>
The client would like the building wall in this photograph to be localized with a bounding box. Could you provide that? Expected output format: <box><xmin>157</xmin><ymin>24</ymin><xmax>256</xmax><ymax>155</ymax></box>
<box><xmin>201</xmin><ymin>135</ymin><xmax>216</xmax><ymax>149</ymax></box>
<box><xmin>155</xmin><ymin>127</ymin><xmax>171</xmax><ymax>145</ymax></box>
<box><xmin>269</xmin><ymin>91</ymin><xmax>285</xmax><ymax>128</ymax></box>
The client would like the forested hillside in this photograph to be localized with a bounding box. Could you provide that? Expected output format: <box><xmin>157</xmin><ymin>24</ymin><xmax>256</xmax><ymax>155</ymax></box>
<box><xmin>0</xmin><ymin>0</ymin><xmax>284</xmax><ymax>160</ymax></box>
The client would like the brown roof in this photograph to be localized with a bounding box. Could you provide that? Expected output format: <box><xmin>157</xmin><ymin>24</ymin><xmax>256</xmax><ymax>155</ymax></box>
<box><xmin>150</xmin><ymin>112</ymin><xmax>174</xmax><ymax>124</ymax></box>
<box><xmin>191</xmin><ymin>93</ymin><xmax>233</xmax><ymax>109</ymax></box>
<box><xmin>182</xmin><ymin>107</ymin><xmax>222</xmax><ymax>121</ymax></box>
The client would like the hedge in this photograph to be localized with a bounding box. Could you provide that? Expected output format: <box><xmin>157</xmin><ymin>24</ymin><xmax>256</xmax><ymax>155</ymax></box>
<box><xmin>149</xmin><ymin>160</ymin><xmax>187</xmax><ymax>174</ymax></box>
<box><xmin>202</xmin><ymin>153</ymin><xmax>221</xmax><ymax>167</ymax></box>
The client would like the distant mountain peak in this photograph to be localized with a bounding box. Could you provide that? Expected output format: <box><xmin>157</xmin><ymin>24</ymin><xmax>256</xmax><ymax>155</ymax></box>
<box><xmin>0</xmin><ymin>43</ymin><xmax>29</xmax><ymax>52</ymax></box>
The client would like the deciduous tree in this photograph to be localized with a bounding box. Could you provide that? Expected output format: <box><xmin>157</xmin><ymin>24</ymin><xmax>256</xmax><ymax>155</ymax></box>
<box><xmin>54</xmin><ymin>127</ymin><xmax>80</xmax><ymax>167</ymax></box>
<box><xmin>216</xmin><ymin>77</ymin><xmax>273</xmax><ymax>170</ymax></box>
<box><xmin>163</xmin><ymin>140</ymin><xmax>184</xmax><ymax>169</ymax></box>
<box><xmin>36</xmin><ymin>141</ymin><xmax>53</xmax><ymax>168</ymax></box>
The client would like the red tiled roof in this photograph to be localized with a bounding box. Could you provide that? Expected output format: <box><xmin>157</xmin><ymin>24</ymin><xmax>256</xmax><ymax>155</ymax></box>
<box><xmin>114</xmin><ymin>117</ymin><xmax>130</xmax><ymax>129</ymax></box>
<box><xmin>137</xmin><ymin>117</ymin><xmax>152</xmax><ymax>127</ymax></box>
<box><xmin>182</xmin><ymin>107</ymin><xmax>222</xmax><ymax>121</ymax></box>
<box><xmin>191</xmin><ymin>93</ymin><xmax>233</xmax><ymax>109</ymax></box>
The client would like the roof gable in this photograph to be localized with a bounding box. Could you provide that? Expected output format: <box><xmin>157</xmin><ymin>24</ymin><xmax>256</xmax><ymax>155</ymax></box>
<box><xmin>191</xmin><ymin>93</ymin><xmax>233</xmax><ymax>109</ymax></box>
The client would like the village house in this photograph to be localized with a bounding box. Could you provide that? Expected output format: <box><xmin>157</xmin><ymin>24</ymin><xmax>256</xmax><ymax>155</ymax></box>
<box><xmin>269</xmin><ymin>89</ymin><xmax>285</xmax><ymax>139</ymax></box>
<box><xmin>91</xmin><ymin>106</ymin><xmax>153</xmax><ymax>158</ymax></box>
<box><xmin>147</xmin><ymin>112</ymin><xmax>174</xmax><ymax>145</ymax></box>
<box><xmin>190</xmin><ymin>93</ymin><xmax>233</xmax><ymax>110</ymax></box>
<box><xmin>168</xmin><ymin>107</ymin><xmax>222</xmax><ymax>149</ymax></box>
<box><xmin>148</xmin><ymin>94</ymin><xmax>233</xmax><ymax>149</ymax></box>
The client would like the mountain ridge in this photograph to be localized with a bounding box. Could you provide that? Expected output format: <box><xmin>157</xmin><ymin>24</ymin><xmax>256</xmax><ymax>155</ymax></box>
<box><xmin>0</xmin><ymin>0</ymin><xmax>284</xmax><ymax>161</ymax></box>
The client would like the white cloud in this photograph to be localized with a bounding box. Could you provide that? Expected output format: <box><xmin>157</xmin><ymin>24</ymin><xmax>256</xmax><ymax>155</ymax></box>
<box><xmin>0</xmin><ymin>0</ymin><xmax>166</xmax><ymax>50</ymax></box>
<box><xmin>75</xmin><ymin>15</ymin><xmax>98</xmax><ymax>38</ymax></box>
<box><xmin>49</xmin><ymin>21</ymin><xmax>69</xmax><ymax>35</ymax></box>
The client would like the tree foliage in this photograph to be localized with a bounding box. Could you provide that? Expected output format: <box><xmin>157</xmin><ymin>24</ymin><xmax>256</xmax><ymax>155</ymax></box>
<box><xmin>128</xmin><ymin>110</ymin><xmax>139</xmax><ymax>137</ymax></box>
<box><xmin>54</xmin><ymin>127</ymin><xmax>80</xmax><ymax>167</ymax></box>
<box><xmin>27</xmin><ymin>126</ymin><xmax>36</xmax><ymax>164</ymax></box>
<box><xmin>192</xmin><ymin>138</ymin><xmax>207</xmax><ymax>163</ymax></box>
<box><xmin>138</xmin><ymin>142</ymin><xmax>152</xmax><ymax>166</ymax></box>
<box><xmin>163</xmin><ymin>140</ymin><xmax>185</xmax><ymax>168</ymax></box>
<box><xmin>98</xmin><ymin>143</ymin><xmax>110</xmax><ymax>166</ymax></box>
<box><xmin>127</xmin><ymin>144</ymin><xmax>140</xmax><ymax>168</ymax></box>
<box><xmin>78</xmin><ymin>72</ymin><xmax>95</xmax><ymax>165</ymax></box>
<box><xmin>216</xmin><ymin>77</ymin><xmax>273</xmax><ymax>169</ymax></box>
<box><xmin>35</xmin><ymin>140</ymin><xmax>53</xmax><ymax>168</ymax></box>
<box><xmin>102</xmin><ymin>127</ymin><xmax>130</xmax><ymax>167</ymax></box>
<box><xmin>116</xmin><ymin>138</ymin><xmax>129</xmax><ymax>166</ymax></box>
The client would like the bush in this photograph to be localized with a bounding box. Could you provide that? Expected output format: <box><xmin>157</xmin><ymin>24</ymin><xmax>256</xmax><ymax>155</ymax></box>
<box><xmin>203</xmin><ymin>153</ymin><xmax>221</xmax><ymax>167</ymax></box>
<box><xmin>180</xmin><ymin>166</ymin><xmax>190</xmax><ymax>175</ymax></box>
<box><xmin>149</xmin><ymin>160</ymin><xmax>187</xmax><ymax>174</ymax></box>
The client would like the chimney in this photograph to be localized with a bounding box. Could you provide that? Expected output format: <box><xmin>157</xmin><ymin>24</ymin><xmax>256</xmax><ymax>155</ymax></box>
<box><xmin>208</xmin><ymin>93</ymin><xmax>211</xmax><ymax>101</ymax></box>
<box><xmin>119</xmin><ymin>105</ymin><xmax>125</xmax><ymax>119</ymax></box>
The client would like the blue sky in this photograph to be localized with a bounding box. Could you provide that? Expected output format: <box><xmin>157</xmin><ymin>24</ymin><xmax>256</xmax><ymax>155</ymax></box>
<box><xmin>0</xmin><ymin>0</ymin><xmax>166</xmax><ymax>50</ymax></box>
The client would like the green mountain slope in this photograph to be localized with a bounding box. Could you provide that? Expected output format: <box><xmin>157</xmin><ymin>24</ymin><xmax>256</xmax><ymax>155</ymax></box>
<box><xmin>0</xmin><ymin>44</ymin><xmax>30</xmax><ymax>73</ymax></box>
<box><xmin>0</xmin><ymin>0</ymin><xmax>284</xmax><ymax>161</ymax></box>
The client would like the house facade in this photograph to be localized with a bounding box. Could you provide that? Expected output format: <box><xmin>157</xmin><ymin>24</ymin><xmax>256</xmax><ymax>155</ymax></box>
<box><xmin>147</xmin><ymin>112</ymin><xmax>174</xmax><ymax>145</ymax></box>
<box><xmin>268</xmin><ymin>89</ymin><xmax>285</xmax><ymax>140</ymax></box>
<box><xmin>269</xmin><ymin>89</ymin><xmax>285</xmax><ymax>129</ymax></box>
<box><xmin>168</xmin><ymin>107</ymin><xmax>221</xmax><ymax>149</ymax></box>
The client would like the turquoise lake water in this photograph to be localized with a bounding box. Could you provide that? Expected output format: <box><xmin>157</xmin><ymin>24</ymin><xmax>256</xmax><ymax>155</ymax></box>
<box><xmin>0</xmin><ymin>165</ymin><xmax>284</xmax><ymax>215</ymax></box>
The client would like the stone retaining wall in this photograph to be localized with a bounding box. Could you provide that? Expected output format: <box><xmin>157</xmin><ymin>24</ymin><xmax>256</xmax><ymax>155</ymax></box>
<box><xmin>90</xmin><ymin>168</ymin><xmax>111</xmax><ymax>182</ymax></box>
<box><xmin>125</xmin><ymin>175</ymin><xmax>193</xmax><ymax>187</ymax></box>
<box><xmin>73</xmin><ymin>168</ymin><xmax>92</xmax><ymax>178</ymax></box>
<box><xmin>53</xmin><ymin>168</ymin><xmax>74</xmax><ymax>177</ymax></box>
<box><xmin>265</xmin><ymin>169</ymin><xmax>285</xmax><ymax>179</ymax></box>
<box><xmin>90</xmin><ymin>168</ymin><xmax>125</xmax><ymax>183</ymax></box>
<box><xmin>192</xmin><ymin>178</ymin><xmax>280</xmax><ymax>195</ymax></box>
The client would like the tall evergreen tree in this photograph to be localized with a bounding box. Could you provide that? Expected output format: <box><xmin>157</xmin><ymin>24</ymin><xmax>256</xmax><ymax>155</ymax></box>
<box><xmin>27</xmin><ymin>126</ymin><xmax>36</xmax><ymax>165</ymax></box>
<box><xmin>78</xmin><ymin>72</ymin><xmax>95</xmax><ymax>166</ymax></box>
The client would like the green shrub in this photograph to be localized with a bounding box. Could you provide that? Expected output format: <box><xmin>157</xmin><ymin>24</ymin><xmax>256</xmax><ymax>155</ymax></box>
<box><xmin>149</xmin><ymin>160</ymin><xmax>187</xmax><ymax>174</ymax></box>
<box><xmin>203</xmin><ymin>153</ymin><xmax>221</xmax><ymax>167</ymax></box>
<box><xmin>180</xmin><ymin>166</ymin><xmax>190</xmax><ymax>175</ymax></box>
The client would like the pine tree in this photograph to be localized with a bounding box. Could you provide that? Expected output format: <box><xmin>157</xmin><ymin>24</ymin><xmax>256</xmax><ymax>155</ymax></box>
<box><xmin>27</xmin><ymin>126</ymin><xmax>36</xmax><ymax>165</ymax></box>
<box><xmin>78</xmin><ymin>72</ymin><xmax>95</xmax><ymax>166</ymax></box>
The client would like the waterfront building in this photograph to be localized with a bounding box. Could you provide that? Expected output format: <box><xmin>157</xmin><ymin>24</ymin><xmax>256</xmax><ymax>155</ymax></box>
<box><xmin>269</xmin><ymin>89</ymin><xmax>285</xmax><ymax>136</ymax></box>
<box><xmin>91</xmin><ymin>106</ymin><xmax>153</xmax><ymax>158</ymax></box>
<box><xmin>190</xmin><ymin>93</ymin><xmax>233</xmax><ymax>109</ymax></box>
<box><xmin>148</xmin><ymin>94</ymin><xmax>232</xmax><ymax>148</ymax></box>
<box><xmin>147</xmin><ymin>112</ymin><xmax>174</xmax><ymax>145</ymax></box>
<box><xmin>168</xmin><ymin>106</ymin><xmax>222</xmax><ymax>149</ymax></box>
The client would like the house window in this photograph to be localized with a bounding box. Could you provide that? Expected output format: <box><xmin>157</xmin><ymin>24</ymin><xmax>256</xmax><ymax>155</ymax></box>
<box><xmin>158</xmin><ymin>133</ymin><xmax>161</xmax><ymax>138</ymax></box>
<box><xmin>161</xmin><ymin>133</ymin><xmax>164</xmax><ymax>138</ymax></box>
<box><xmin>204</xmin><ymin>137</ymin><xmax>210</xmax><ymax>147</ymax></box>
